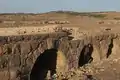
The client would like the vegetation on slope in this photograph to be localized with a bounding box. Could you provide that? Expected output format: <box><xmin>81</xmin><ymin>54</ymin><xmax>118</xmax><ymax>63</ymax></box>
<box><xmin>54</xmin><ymin>11</ymin><xmax>106</xmax><ymax>18</ymax></box>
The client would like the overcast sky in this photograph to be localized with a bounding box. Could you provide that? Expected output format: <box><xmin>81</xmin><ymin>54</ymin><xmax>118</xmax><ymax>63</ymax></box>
<box><xmin>0</xmin><ymin>0</ymin><xmax>120</xmax><ymax>13</ymax></box>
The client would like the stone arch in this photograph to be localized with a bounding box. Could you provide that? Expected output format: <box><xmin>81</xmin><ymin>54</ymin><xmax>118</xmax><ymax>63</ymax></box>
<box><xmin>30</xmin><ymin>48</ymin><xmax>57</xmax><ymax>80</ymax></box>
<box><xmin>78</xmin><ymin>44</ymin><xmax>94</xmax><ymax>67</ymax></box>
<box><xmin>29</xmin><ymin>48</ymin><xmax>67</xmax><ymax>80</ymax></box>
<box><xmin>108</xmin><ymin>39</ymin><xmax>119</xmax><ymax>58</ymax></box>
<box><xmin>106</xmin><ymin>39</ymin><xmax>114</xmax><ymax>58</ymax></box>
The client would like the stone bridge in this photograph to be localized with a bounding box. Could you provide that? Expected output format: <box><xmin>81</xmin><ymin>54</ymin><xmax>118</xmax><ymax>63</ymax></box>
<box><xmin>0</xmin><ymin>27</ymin><xmax>119</xmax><ymax>80</ymax></box>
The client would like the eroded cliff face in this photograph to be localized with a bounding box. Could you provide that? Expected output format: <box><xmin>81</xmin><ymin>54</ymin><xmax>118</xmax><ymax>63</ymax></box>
<box><xmin>0</xmin><ymin>29</ymin><xmax>119</xmax><ymax>80</ymax></box>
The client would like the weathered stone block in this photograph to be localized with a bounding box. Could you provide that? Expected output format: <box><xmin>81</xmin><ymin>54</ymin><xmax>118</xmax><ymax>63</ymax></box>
<box><xmin>9</xmin><ymin>54</ymin><xmax>21</xmax><ymax>67</ymax></box>
<box><xmin>30</xmin><ymin>40</ymin><xmax>39</xmax><ymax>51</ymax></box>
<box><xmin>0</xmin><ymin>55</ymin><xmax>8</xmax><ymax>69</ymax></box>
<box><xmin>20</xmin><ymin>42</ymin><xmax>31</xmax><ymax>55</ymax></box>
<box><xmin>12</xmin><ymin>43</ymin><xmax>20</xmax><ymax>55</ymax></box>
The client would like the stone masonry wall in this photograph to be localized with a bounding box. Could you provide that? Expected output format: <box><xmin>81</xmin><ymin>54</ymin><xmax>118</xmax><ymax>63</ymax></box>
<box><xmin>0</xmin><ymin>31</ymin><xmax>119</xmax><ymax>80</ymax></box>
<box><xmin>0</xmin><ymin>32</ymin><xmax>70</xmax><ymax>80</ymax></box>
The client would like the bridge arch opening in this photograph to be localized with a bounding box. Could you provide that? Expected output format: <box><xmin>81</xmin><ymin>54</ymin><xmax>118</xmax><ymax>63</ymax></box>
<box><xmin>106</xmin><ymin>39</ymin><xmax>113</xmax><ymax>58</ymax></box>
<box><xmin>30</xmin><ymin>48</ymin><xmax>58</xmax><ymax>80</ymax></box>
<box><xmin>78</xmin><ymin>44</ymin><xmax>93</xmax><ymax>67</ymax></box>
<box><xmin>30</xmin><ymin>48</ymin><xmax>67</xmax><ymax>80</ymax></box>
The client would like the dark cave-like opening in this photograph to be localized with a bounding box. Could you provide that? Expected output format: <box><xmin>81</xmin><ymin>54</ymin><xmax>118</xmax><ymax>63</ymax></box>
<box><xmin>106</xmin><ymin>39</ymin><xmax>113</xmax><ymax>58</ymax></box>
<box><xmin>30</xmin><ymin>48</ymin><xmax>58</xmax><ymax>80</ymax></box>
<box><xmin>78</xmin><ymin>44</ymin><xmax>94</xmax><ymax>67</ymax></box>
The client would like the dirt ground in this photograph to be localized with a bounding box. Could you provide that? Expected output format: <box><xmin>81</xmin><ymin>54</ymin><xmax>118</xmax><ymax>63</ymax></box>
<box><xmin>56</xmin><ymin>56</ymin><xmax>120</xmax><ymax>80</ymax></box>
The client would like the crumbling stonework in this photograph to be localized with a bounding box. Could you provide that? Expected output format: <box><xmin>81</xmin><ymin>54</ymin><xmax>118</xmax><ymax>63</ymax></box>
<box><xmin>0</xmin><ymin>30</ymin><xmax>119</xmax><ymax>80</ymax></box>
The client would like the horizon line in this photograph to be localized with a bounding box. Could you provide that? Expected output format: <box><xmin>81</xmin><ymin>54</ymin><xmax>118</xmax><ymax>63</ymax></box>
<box><xmin>0</xmin><ymin>10</ymin><xmax>119</xmax><ymax>14</ymax></box>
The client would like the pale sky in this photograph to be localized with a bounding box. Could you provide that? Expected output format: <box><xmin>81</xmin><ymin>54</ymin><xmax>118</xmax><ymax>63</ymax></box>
<box><xmin>0</xmin><ymin>0</ymin><xmax>120</xmax><ymax>13</ymax></box>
